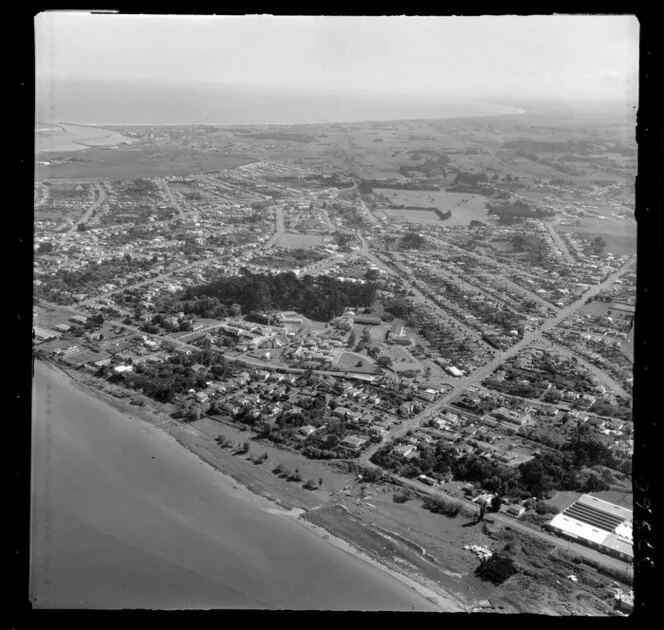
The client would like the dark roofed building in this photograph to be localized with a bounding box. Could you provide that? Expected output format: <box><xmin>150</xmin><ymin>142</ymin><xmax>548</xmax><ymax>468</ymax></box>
<box><xmin>354</xmin><ymin>314</ymin><xmax>382</xmax><ymax>326</ymax></box>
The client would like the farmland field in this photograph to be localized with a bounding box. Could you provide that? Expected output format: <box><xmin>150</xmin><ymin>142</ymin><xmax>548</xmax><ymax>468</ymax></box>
<box><xmin>373</xmin><ymin>188</ymin><xmax>490</xmax><ymax>226</ymax></box>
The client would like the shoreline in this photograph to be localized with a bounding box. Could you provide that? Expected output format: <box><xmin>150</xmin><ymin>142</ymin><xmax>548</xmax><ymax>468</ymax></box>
<box><xmin>36</xmin><ymin>106</ymin><xmax>526</xmax><ymax>130</ymax></box>
<box><xmin>35</xmin><ymin>359</ymin><xmax>466</xmax><ymax>612</ymax></box>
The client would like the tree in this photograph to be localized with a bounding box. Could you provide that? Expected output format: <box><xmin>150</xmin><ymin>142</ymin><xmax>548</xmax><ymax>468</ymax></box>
<box><xmin>365</xmin><ymin>269</ymin><xmax>380</xmax><ymax>281</ymax></box>
<box><xmin>241</xmin><ymin>441</ymin><xmax>251</xmax><ymax>454</ymax></box>
<box><xmin>490</xmin><ymin>495</ymin><xmax>503</xmax><ymax>512</ymax></box>
<box><xmin>38</xmin><ymin>242</ymin><xmax>54</xmax><ymax>254</ymax></box>
<box><xmin>476</xmin><ymin>554</ymin><xmax>518</xmax><ymax>585</ymax></box>
<box><xmin>592</xmin><ymin>235</ymin><xmax>607</xmax><ymax>254</ymax></box>
<box><xmin>187</xmin><ymin>405</ymin><xmax>202</xmax><ymax>422</ymax></box>
<box><xmin>478</xmin><ymin>500</ymin><xmax>487</xmax><ymax>521</ymax></box>
<box><xmin>377</xmin><ymin>356</ymin><xmax>393</xmax><ymax>367</ymax></box>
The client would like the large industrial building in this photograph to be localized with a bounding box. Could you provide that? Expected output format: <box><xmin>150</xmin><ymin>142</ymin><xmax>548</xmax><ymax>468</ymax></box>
<box><xmin>546</xmin><ymin>494</ymin><xmax>633</xmax><ymax>562</ymax></box>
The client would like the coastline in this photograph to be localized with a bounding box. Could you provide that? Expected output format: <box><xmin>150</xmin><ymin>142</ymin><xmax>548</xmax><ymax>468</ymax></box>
<box><xmin>35</xmin><ymin>359</ymin><xmax>466</xmax><ymax>612</ymax></box>
<box><xmin>37</xmin><ymin>103</ymin><xmax>526</xmax><ymax>130</ymax></box>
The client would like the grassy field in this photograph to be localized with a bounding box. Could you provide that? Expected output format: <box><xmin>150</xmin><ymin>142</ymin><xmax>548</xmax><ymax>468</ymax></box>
<box><xmin>381</xmin><ymin>208</ymin><xmax>442</xmax><ymax>224</ymax></box>
<box><xmin>273</xmin><ymin>233</ymin><xmax>330</xmax><ymax>249</ymax></box>
<box><xmin>35</xmin><ymin>147</ymin><xmax>254</xmax><ymax>182</ymax></box>
<box><xmin>558</xmin><ymin>221</ymin><xmax>636</xmax><ymax>257</ymax></box>
<box><xmin>547</xmin><ymin>487</ymin><xmax>633</xmax><ymax>513</ymax></box>
<box><xmin>374</xmin><ymin>188</ymin><xmax>490</xmax><ymax>226</ymax></box>
<box><xmin>334</xmin><ymin>351</ymin><xmax>377</xmax><ymax>373</ymax></box>
<box><xmin>382</xmin><ymin>346</ymin><xmax>422</xmax><ymax>372</ymax></box>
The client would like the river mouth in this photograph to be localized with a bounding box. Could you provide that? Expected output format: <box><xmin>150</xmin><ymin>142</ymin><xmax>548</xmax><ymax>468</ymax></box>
<box><xmin>35</xmin><ymin>121</ymin><xmax>136</xmax><ymax>153</ymax></box>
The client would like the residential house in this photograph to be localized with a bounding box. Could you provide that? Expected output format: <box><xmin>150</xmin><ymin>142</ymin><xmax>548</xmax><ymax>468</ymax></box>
<box><xmin>338</xmin><ymin>435</ymin><xmax>368</xmax><ymax>453</ymax></box>
<box><xmin>393</xmin><ymin>444</ymin><xmax>417</xmax><ymax>458</ymax></box>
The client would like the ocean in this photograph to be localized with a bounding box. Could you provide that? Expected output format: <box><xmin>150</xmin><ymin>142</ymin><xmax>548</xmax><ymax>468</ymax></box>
<box><xmin>36</xmin><ymin>77</ymin><xmax>524</xmax><ymax>126</ymax></box>
<box><xmin>30</xmin><ymin>361</ymin><xmax>446</xmax><ymax>610</ymax></box>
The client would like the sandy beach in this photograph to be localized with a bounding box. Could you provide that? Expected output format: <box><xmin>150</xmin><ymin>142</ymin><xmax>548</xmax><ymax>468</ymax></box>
<box><xmin>31</xmin><ymin>360</ymin><xmax>464</xmax><ymax>611</ymax></box>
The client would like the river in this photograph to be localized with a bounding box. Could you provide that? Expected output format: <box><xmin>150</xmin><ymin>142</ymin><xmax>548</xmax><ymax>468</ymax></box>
<box><xmin>30</xmin><ymin>361</ymin><xmax>443</xmax><ymax>610</ymax></box>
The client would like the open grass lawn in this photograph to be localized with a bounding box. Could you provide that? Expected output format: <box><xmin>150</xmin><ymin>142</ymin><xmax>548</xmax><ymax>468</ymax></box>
<box><xmin>381</xmin><ymin>209</ymin><xmax>442</xmax><ymax>224</ymax></box>
<box><xmin>335</xmin><ymin>351</ymin><xmax>377</xmax><ymax>373</ymax></box>
<box><xmin>274</xmin><ymin>233</ymin><xmax>330</xmax><ymax>249</ymax></box>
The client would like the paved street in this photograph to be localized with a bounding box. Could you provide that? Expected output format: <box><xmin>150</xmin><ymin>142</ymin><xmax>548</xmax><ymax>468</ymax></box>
<box><xmin>62</xmin><ymin>182</ymin><xmax>107</xmax><ymax>240</ymax></box>
<box><xmin>359</xmin><ymin>256</ymin><xmax>636</xmax><ymax>466</ymax></box>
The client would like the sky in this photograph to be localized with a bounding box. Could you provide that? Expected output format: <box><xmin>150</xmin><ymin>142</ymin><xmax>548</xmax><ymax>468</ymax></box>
<box><xmin>35</xmin><ymin>13</ymin><xmax>639</xmax><ymax>104</ymax></box>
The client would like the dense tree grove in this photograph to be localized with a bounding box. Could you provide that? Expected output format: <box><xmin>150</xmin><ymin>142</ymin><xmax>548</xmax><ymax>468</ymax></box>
<box><xmin>399</xmin><ymin>232</ymin><xmax>427</xmax><ymax>250</ymax></box>
<box><xmin>177</xmin><ymin>271</ymin><xmax>377</xmax><ymax>321</ymax></box>
<box><xmin>487</xmin><ymin>200</ymin><xmax>554</xmax><ymax>224</ymax></box>
<box><xmin>97</xmin><ymin>349</ymin><xmax>234</xmax><ymax>403</ymax></box>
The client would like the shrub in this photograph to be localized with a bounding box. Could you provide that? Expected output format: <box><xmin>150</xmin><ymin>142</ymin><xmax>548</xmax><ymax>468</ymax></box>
<box><xmin>272</xmin><ymin>463</ymin><xmax>286</xmax><ymax>475</ymax></box>
<box><xmin>422</xmin><ymin>496</ymin><xmax>462</xmax><ymax>517</ymax></box>
<box><xmin>534</xmin><ymin>501</ymin><xmax>560</xmax><ymax>515</ymax></box>
<box><xmin>491</xmin><ymin>495</ymin><xmax>503</xmax><ymax>512</ymax></box>
<box><xmin>475</xmin><ymin>554</ymin><xmax>518</xmax><ymax>585</ymax></box>
<box><xmin>303</xmin><ymin>479</ymin><xmax>318</xmax><ymax>490</ymax></box>
<box><xmin>393</xmin><ymin>491</ymin><xmax>413</xmax><ymax>504</ymax></box>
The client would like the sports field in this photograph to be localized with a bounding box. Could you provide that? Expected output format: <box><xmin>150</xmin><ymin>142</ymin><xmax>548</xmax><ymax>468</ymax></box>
<box><xmin>274</xmin><ymin>233</ymin><xmax>330</xmax><ymax>249</ymax></box>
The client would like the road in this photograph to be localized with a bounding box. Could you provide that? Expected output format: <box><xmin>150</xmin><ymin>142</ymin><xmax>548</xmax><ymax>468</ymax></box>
<box><xmin>359</xmin><ymin>256</ymin><xmax>636</xmax><ymax>467</ymax></box>
<box><xmin>545</xmin><ymin>219</ymin><xmax>576</xmax><ymax>264</ymax></box>
<box><xmin>78</xmin><ymin>261</ymin><xmax>204</xmax><ymax>309</ymax></box>
<box><xmin>157</xmin><ymin>179</ymin><xmax>185</xmax><ymax>220</ymax></box>
<box><xmin>359</xmin><ymin>249</ymin><xmax>494</xmax><ymax>348</ymax></box>
<box><xmin>264</xmin><ymin>206</ymin><xmax>286</xmax><ymax>248</ymax></box>
<box><xmin>545</xmin><ymin>339</ymin><xmax>630</xmax><ymax>398</ymax></box>
<box><xmin>360</xmin><ymin>199</ymin><xmax>381</xmax><ymax>226</ymax></box>
<box><xmin>386</xmin><ymin>474</ymin><xmax>632</xmax><ymax>577</ymax></box>
<box><xmin>62</xmin><ymin>183</ymin><xmax>107</xmax><ymax>240</ymax></box>
<box><xmin>429</xmin><ymin>235</ymin><xmax>553</xmax><ymax>284</ymax></box>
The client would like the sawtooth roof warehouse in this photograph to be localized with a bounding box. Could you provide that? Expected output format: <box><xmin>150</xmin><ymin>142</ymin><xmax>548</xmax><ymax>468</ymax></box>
<box><xmin>545</xmin><ymin>494</ymin><xmax>633</xmax><ymax>562</ymax></box>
